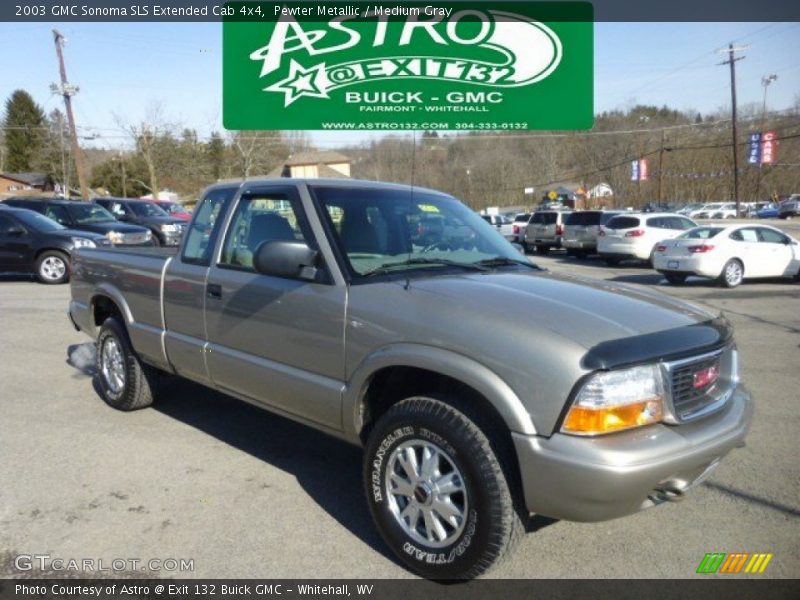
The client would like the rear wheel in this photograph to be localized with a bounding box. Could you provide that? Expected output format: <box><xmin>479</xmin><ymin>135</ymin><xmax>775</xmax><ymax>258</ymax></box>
<box><xmin>536</xmin><ymin>245</ymin><xmax>550</xmax><ymax>255</ymax></box>
<box><xmin>96</xmin><ymin>317</ymin><xmax>158</xmax><ymax>410</ymax></box>
<box><xmin>521</xmin><ymin>242</ymin><xmax>529</xmax><ymax>254</ymax></box>
<box><xmin>719</xmin><ymin>259</ymin><xmax>744</xmax><ymax>288</ymax></box>
<box><xmin>664</xmin><ymin>273</ymin><xmax>687</xmax><ymax>285</ymax></box>
<box><xmin>364</xmin><ymin>397</ymin><xmax>523</xmax><ymax>579</ymax></box>
<box><xmin>35</xmin><ymin>250</ymin><xmax>69</xmax><ymax>284</ymax></box>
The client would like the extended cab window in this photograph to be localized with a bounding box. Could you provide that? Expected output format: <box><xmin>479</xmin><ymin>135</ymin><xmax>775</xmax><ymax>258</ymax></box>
<box><xmin>181</xmin><ymin>187</ymin><xmax>236</xmax><ymax>265</ymax></box>
<box><xmin>219</xmin><ymin>191</ymin><xmax>315</xmax><ymax>271</ymax></box>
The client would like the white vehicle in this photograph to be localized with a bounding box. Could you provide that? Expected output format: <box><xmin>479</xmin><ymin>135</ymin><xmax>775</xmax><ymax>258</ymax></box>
<box><xmin>654</xmin><ymin>224</ymin><xmax>800</xmax><ymax>287</ymax></box>
<box><xmin>481</xmin><ymin>213</ymin><xmax>515</xmax><ymax>241</ymax></box>
<box><xmin>510</xmin><ymin>212</ymin><xmax>532</xmax><ymax>243</ymax></box>
<box><xmin>709</xmin><ymin>203</ymin><xmax>739</xmax><ymax>219</ymax></box>
<box><xmin>689</xmin><ymin>202</ymin><xmax>729</xmax><ymax>218</ymax></box>
<box><xmin>597</xmin><ymin>213</ymin><xmax>697</xmax><ymax>265</ymax></box>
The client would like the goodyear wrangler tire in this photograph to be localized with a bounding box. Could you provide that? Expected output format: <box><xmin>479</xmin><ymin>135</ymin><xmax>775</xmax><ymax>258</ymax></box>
<box><xmin>364</xmin><ymin>396</ymin><xmax>523</xmax><ymax>579</ymax></box>
<box><xmin>96</xmin><ymin>317</ymin><xmax>158</xmax><ymax>411</ymax></box>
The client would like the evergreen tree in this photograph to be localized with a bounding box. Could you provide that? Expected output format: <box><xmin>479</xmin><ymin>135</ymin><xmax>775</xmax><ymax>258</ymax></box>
<box><xmin>2</xmin><ymin>90</ymin><xmax>47</xmax><ymax>172</ymax></box>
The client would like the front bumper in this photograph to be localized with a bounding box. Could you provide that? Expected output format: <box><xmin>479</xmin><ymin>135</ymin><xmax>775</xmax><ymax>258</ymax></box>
<box><xmin>512</xmin><ymin>384</ymin><xmax>752</xmax><ymax>521</ymax></box>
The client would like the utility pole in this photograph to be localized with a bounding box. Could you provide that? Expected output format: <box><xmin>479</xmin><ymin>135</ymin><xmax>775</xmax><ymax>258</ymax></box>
<box><xmin>717</xmin><ymin>43</ymin><xmax>747</xmax><ymax>215</ymax></box>
<box><xmin>52</xmin><ymin>29</ymin><xmax>90</xmax><ymax>200</ymax></box>
<box><xmin>657</xmin><ymin>129</ymin><xmax>666</xmax><ymax>204</ymax></box>
<box><xmin>118</xmin><ymin>153</ymin><xmax>128</xmax><ymax>198</ymax></box>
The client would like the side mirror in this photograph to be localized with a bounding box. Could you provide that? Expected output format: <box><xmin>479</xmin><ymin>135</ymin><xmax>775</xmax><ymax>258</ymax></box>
<box><xmin>253</xmin><ymin>240</ymin><xmax>320</xmax><ymax>280</ymax></box>
<box><xmin>7</xmin><ymin>226</ymin><xmax>25</xmax><ymax>237</ymax></box>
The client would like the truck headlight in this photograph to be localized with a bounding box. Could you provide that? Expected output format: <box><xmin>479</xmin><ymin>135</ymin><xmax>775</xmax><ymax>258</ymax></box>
<box><xmin>71</xmin><ymin>237</ymin><xmax>96</xmax><ymax>249</ymax></box>
<box><xmin>106</xmin><ymin>231</ymin><xmax>125</xmax><ymax>244</ymax></box>
<box><xmin>160</xmin><ymin>223</ymin><xmax>178</xmax><ymax>233</ymax></box>
<box><xmin>562</xmin><ymin>364</ymin><xmax>665</xmax><ymax>436</ymax></box>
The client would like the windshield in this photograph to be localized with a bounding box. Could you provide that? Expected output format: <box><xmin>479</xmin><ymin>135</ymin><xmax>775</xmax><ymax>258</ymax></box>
<box><xmin>14</xmin><ymin>210</ymin><xmax>66</xmax><ymax>232</ymax></box>
<box><xmin>163</xmin><ymin>202</ymin><xmax>185</xmax><ymax>214</ymax></box>
<box><xmin>312</xmin><ymin>186</ymin><xmax>531</xmax><ymax>278</ymax></box>
<box><xmin>69</xmin><ymin>204</ymin><xmax>116</xmax><ymax>224</ymax></box>
<box><xmin>130</xmin><ymin>202</ymin><xmax>169</xmax><ymax>217</ymax></box>
<box><xmin>680</xmin><ymin>227</ymin><xmax>724</xmax><ymax>239</ymax></box>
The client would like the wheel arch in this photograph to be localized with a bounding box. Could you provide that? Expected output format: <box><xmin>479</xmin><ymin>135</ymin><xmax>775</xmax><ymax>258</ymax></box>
<box><xmin>343</xmin><ymin>344</ymin><xmax>537</xmax><ymax>441</ymax></box>
<box><xmin>87</xmin><ymin>284</ymin><xmax>135</xmax><ymax>337</ymax></box>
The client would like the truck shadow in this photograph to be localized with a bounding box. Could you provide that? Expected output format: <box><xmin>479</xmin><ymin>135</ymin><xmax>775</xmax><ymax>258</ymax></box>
<box><xmin>151</xmin><ymin>375</ymin><xmax>399</xmax><ymax>565</ymax></box>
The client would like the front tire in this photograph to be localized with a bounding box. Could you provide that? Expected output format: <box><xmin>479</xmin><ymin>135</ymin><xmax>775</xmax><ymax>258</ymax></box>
<box><xmin>719</xmin><ymin>259</ymin><xmax>744</xmax><ymax>288</ymax></box>
<box><xmin>364</xmin><ymin>397</ymin><xmax>522</xmax><ymax>579</ymax></box>
<box><xmin>96</xmin><ymin>317</ymin><xmax>158</xmax><ymax>410</ymax></box>
<box><xmin>35</xmin><ymin>250</ymin><xmax>69</xmax><ymax>284</ymax></box>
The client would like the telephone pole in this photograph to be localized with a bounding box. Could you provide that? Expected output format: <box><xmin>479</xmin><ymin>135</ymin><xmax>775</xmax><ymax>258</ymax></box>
<box><xmin>657</xmin><ymin>129</ymin><xmax>666</xmax><ymax>204</ymax></box>
<box><xmin>717</xmin><ymin>43</ymin><xmax>747</xmax><ymax>215</ymax></box>
<box><xmin>52</xmin><ymin>29</ymin><xmax>90</xmax><ymax>200</ymax></box>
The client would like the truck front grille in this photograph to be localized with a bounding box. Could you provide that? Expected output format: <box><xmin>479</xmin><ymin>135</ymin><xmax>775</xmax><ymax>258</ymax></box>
<box><xmin>667</xmin><ymin>348</ymin><xmax>733</xmax><ymax>421</ymax></box>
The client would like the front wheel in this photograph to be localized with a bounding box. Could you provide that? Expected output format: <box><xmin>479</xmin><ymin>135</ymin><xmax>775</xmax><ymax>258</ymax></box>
<box><xmin>364</xmin><ymin>397</ymin><xmax>523</xmax><ymax>579</ymax></box>
<box><xmin>35</xmin><ymin>250</ymin><xmax>69</xmax><ymax>284</ymax></box>
<box><xmin>719</xmin><ymin>259</ymin><xmax>744</xmax><ymax>288</ymax></box>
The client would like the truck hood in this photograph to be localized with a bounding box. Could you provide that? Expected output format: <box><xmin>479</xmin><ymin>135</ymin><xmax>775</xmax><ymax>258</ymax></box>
<box><xmin>409</xmin><ymin>269</ymin><xmax>714</xmax><ymax>349</ymax></box>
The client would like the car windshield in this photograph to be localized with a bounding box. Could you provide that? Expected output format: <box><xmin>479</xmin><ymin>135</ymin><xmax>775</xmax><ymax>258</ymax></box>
<box><xmin>69</xmin><ymin>204</ymin><xmax>116</xmax><ymax>224</ymax></box>
<box><xmin>14</xmin><ymin>210</ymin><xmax>66</xmax><ymax>232</ymax></box>
<box><xmin>164</xmin><ymin>203</ymin><xmax>185</xmax><ymax>214</ymax></box>
<box><xmin>130</xmin><ymin>202</ymin><xmax>169</xmax><ymax>217</ymax></box>
<box><xmin>312</xmin><ymin>186</ymin><xmax>534</xmax><ymax>278</ymax></box>
<box><xmin>680</xmin><ymin>227</ymin><xmax>725</xmax><ymax>239</ymax></box>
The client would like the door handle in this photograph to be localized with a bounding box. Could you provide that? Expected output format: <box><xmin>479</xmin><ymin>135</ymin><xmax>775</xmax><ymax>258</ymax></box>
<box><xmin>206</xmin><ymin>283</ymin><xmax>222</xmax><ymax>300</ymax></box>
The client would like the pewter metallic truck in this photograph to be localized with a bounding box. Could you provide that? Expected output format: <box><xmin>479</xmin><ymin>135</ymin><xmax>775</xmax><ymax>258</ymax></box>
<box><xmin>69</xmin><ymin>178</ymin><xmax>752</xmax><ymax>579</ymax></box>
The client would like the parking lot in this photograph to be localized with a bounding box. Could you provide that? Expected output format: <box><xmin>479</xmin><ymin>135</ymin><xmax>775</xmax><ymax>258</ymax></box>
<box><xmin>1</xmin><ymin>225</ymin><xmax>798</xmax><ymax>579</ymax></box>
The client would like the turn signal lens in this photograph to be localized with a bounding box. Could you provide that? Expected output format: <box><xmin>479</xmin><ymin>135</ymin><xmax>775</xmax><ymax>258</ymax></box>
<box><xmin>562</xmin><ymin>364</ymin><xmax>665</xmax><ymax>436</ymax></box>
<box><xmin>625</xmin><ymin>229</ymin><xmax>645</xmax><ymax>237</ymax></box>
<box><xmin>688</xmin><ymin>244</ymin><xmax>715</xmax><ymax>253</ymax></box>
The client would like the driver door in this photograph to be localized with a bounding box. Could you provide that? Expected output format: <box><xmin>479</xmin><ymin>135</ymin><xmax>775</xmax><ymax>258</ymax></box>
<box><xmin>203</xmin><ymin>185</ymin><xmax>346</xmax><ymax>429</ymax></box>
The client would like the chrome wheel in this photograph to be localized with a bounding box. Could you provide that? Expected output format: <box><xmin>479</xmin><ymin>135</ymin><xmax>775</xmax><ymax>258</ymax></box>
<box><xmin>385</xmin><ymin>439</ymin><xmax>468</xmax><ymax>548</ymax></box>
<box><xmin>724</xmin><ymin>261</ymin><xmax>743</xmax><ymax>286</ymax></box>
<box><xmin>101</xmin><ymin>337</ymin><xmax>126</xmax><ymax>394</ymax></box>
<box><xmin>40</xmin><ymin>256</ymin><xmax>66</xmax><ymax>281</ymax></box>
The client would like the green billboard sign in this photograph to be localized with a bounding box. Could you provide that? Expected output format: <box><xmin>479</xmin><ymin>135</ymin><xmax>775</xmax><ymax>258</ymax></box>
<box><xmin>223</xmin><ymin>2</ymin><xmax>593</xmax><ymax>131</ymax></box>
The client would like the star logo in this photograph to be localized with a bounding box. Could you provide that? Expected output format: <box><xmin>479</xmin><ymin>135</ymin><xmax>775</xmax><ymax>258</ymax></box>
<box><xmin>265</xmin><ymin>60</ymin><xmax>329</xmax><ymax>107</ymax></box>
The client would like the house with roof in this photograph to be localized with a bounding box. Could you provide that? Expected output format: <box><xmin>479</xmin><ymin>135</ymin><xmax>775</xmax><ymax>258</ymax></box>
<box><xmin>0</xmin><ymin>172</ymin><xmax>55</xmax><ymax>195</ymax></box>
<box><xmin>267</xmin><ymin>151</ymin><xmax>351</xmax><ymax>179</ymax></box>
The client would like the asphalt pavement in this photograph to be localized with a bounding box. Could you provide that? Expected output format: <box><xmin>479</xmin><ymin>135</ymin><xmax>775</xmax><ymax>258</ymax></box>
<box><xmin>1</xmin><ymin>231</ymin><xmax>798</xmax><ymax>579</ymax></box>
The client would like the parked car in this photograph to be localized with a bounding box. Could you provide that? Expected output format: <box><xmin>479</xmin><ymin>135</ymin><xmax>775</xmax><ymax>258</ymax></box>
<box><xmin>597</xmin><ymin>213</ymin><xmax>697</xmax><ymax>265</ymax></box>
<box><xmin>778</xmin><ymin>197</ymin><xmax>800</xmax><ymax>220</ymax></box>
<box><xmin>654</xmin><ymin>224</ymin><xmax>800</xmax><ymax>287</ymax></box>
<box><xmin>94</xmin><ymin>198</ymin><xmax>186</xmax><ymax>246</ymax></box>
<box><xmin>510</xmin><ymin>212</ymin><xmax>531</xmax><ymax>244</ymax></box>
<box><xmin>149</xmin><ymin>198</ymin><xmax>193</xmax><ymax>221</ymax></box>
<box><xmin>523</xmin><ymin>210</ymin><xmax>570</xmax><ymax>253</ymax></box>
<box><xmin>676</xmin><ymin>203</ymin><xmax>704</xmax><ymax>216</ymax></box>
<box><xmin>480</xmin><ymin>213</ymin><xmax>515</xmax><ymax>240</ymax></box>
<box><xmin>69</xmin><ymin>178</ymin><xmax>751</xmax><ymax>579</ymax></box>
<box><xmin>2</xmin><ymin>197</ymin><xmax>153</xmax><ymax>246</ymax></box>
<box><xmin>709</xmin><ymin>203</ymin><xmax>738</xmax><ymax>219</ymax></box>
<box><xmin>562</xmin><ymin>210</ymin><xmax>622</xmax><ymax>257</ymax></box>
<box><xmin>690</xmin><ymin>203</ymin><xmax>727</xmax><ymax>219</ymax></box>
<box><xmin>0</xmin><ymin>206</ymin><xmax>110</xmax><ymax>284</ymax></box>
<box><xmin>756</xmin><ymin>203</ymin><xmax>780</xmax><ymax>219</ymax></box>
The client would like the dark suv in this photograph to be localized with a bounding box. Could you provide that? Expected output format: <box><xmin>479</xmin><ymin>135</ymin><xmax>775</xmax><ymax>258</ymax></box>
<box><xmin>778</xmin><ymin>197</ymin><xmax>800</xmax><ymax>220</ymax></box>
<box><xmin>94</xmin><ymin>198</ymin><xmax>186</xmax><ymax>246</ymax></box>
<box><xmin>2</xmin><ymin>197</ymin><xmax>153</xmax><ymax>246</ymax></box>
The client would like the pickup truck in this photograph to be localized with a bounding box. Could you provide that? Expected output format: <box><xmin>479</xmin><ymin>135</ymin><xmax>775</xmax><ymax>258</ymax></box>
<box><xmin>69</xmin><ymin>178</ymin><xmax>752</xmax><ymax>579</ymax></box>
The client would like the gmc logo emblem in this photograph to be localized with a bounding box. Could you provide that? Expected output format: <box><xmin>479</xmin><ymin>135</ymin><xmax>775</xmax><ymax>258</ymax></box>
<box><xmin>693</xmin><ymin>364</ymin><xmax>721</xmax><ymax>389</ymax></box>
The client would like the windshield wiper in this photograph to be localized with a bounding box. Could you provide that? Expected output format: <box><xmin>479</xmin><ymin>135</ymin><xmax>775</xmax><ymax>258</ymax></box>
<box><xmin>363</xmin><ymin>257</ymin><xmax>490</xmax><ymax>278</ymax></box>
<box><xmin>474</xmin><ymin>256</ymin><xmax>544</xmax><ymax>270</ymax></box>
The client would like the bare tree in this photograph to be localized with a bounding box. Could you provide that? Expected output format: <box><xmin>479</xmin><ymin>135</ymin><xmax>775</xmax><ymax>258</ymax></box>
<box><xmin>114</xmin><ymin>102</ymin><xmax>174</xmax><ymax>197</ymax></box>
